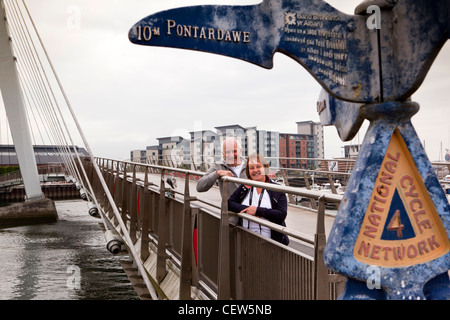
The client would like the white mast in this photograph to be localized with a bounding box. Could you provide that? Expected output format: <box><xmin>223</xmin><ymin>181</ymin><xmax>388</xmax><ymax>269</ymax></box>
<box><xmin>0</xmin><ymin>1</ymin><xmax>43</xmax><ymax>200</ymax></box>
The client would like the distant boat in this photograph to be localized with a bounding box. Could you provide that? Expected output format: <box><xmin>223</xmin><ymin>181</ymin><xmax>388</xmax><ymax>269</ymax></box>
<box><xmin>310</xmin><ymin>174</ymin><xmax>321</xmax><ymax>191</ymax></box>
<box><xmin>293</xmin><ymin>174</ymin><xmax>319</xmax><ymax>204</ymax></box>
<box><xmin>321</xmin><ymin>180</ymin><xmax>345</xmax><ymax>195</ymax></box>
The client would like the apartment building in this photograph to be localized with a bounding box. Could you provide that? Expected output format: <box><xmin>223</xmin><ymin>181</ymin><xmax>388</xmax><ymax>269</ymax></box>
<box><xmin>279</xmin><ymin>133</ymin><xmax>316</xmax><ymax>169</ymax></box>
<box><xmin>132</xmin><ymin>137</ymin><xmax>189</xmax><ymax>167</ymax></box>
<box><xmin>132</xmin><ymin>120</ymin><xmax>323</xmax><ymax>171</ymax></box>
<box><xmin>130</xmin><ymin>149</ymin><xmax>146</xmax><ymax>163</ymax></box>
<box><xmin>157</xmin><ymin>136</ymin><xmax>190</xmax><ymax>167</ymax></box>
<box><xmin>296</xmin><ymin>120</ymin><xmax>324</xmax><ymax>159</ymax></box>
<box><xmin>215</xmin><ymin>124</ymin><xmax>279</xmax><ymax>168</ymax></box>
<box><xmin>145</xmin><ymin>145</ymin><xmax>160</xmax><ymax>164</ymax></box>
<box><xmin>189</xmin><ymin>130</ymin><xmax>220</xmax><ymax>171</ymax></box>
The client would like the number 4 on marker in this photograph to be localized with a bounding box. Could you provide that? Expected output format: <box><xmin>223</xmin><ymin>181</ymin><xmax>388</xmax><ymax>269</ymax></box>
<box><xmin>387</xmin><ymin>209</ymin><xmax>404</xmax><ymax>238</ymax></box>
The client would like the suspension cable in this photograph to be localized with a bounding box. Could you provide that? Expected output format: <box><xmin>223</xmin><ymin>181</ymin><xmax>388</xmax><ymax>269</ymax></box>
<box><xmin>20</xmin><ymin>0</ymin><xmax>159</xmax><ymax>300</ymax></box>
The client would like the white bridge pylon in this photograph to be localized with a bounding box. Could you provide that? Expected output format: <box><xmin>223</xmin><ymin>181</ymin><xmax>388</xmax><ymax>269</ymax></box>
<box><xmin>0</xmin><ymin>1</ymin><xmax>43</xmax><ymax>200</ymax></box>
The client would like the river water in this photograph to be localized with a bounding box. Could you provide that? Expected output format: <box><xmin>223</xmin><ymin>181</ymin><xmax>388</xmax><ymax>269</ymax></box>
<box><xmin>0</xmin><ymin>199</ymin><xmax>139</xmax><ymax>300</ymax></box>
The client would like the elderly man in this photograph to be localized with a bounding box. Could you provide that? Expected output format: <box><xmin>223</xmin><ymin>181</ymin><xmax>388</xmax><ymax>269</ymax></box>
<box><xmin>196</xmin><ymin>137</ymin><xmax>247</xmax><ymax>198</ymax></box>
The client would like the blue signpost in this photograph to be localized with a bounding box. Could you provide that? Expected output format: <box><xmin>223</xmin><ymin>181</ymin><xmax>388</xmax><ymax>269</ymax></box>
<box><xmin>320</xmin><ymin>97</ymin><xmax>450</xmax><ymax>299</ymax></box>
<box><xmin>129</xmin><ymin>0</ymin><xmax>450</xmax><ymax>299</ymax></box>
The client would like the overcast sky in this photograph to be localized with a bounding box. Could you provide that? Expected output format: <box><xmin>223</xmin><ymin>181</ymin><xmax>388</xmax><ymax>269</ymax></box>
<box><xmin>2</xmin><ymin>0</ymin><xmax>450</xmax><ymax>162</ymax></box>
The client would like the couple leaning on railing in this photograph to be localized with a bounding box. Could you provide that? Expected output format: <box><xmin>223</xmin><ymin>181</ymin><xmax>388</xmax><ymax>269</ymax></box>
<box><xmin>195</xmin><ymin>138</ymin><xmax>289</xmax><ymax>246</ymax></box>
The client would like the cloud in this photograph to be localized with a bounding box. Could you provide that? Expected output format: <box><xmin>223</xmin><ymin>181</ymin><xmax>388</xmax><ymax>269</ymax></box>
<box><xmin>4</xmin><ymin>0</ymin><xmax>449</xmax><ymax>163</ymax></box>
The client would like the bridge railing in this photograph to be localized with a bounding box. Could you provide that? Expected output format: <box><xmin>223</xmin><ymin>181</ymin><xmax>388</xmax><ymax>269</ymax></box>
<box><xmin>0</xmin><ymin>163</ymin><xmax>68</xmax><ymax>188</ymax></box>
<box><xmin>80</xmin><ymin>157</ymin><xmax>346</xmax><ymax>300</ymax></box>
<box><xmin>131</xmin><ymin>153</ymin><xmax>354</xmax><ymax>207</ymax></box>
<box><xmin>0</xmin><ymin>170</ymin><xmax>22</xmax><ymax>187</ymax></box>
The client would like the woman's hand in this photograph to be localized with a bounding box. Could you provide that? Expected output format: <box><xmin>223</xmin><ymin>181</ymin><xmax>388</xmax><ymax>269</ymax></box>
<box><xmin>240</xmin><ymin>206</ymin><xmax>257</xmax><ymax>216</ymax></box>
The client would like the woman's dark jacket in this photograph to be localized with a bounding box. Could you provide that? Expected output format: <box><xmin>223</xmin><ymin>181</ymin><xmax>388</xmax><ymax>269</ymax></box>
<box><xmin>228</xmin><ymin>181</ymin><xmax>289</xmax><ymax>245</ymax></box>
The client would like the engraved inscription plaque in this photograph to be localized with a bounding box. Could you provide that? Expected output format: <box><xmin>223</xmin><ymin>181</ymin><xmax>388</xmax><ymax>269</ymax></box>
<box><xmin>129</xmin><ymin>0</ymin><xmax>450</xmax><ymax>104</ymax></box>
<box><xmin>129</xmin><ymin>0</ymin><xmax>377</xmax><ymax>103</ymax></box>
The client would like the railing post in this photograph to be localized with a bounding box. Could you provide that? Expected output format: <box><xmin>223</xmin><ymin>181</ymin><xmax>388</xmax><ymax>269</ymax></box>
<box><xmin>121</xmin><ymin>162</ymin><xmax>128</xmax><ymax>224</ymax></box>
<box><xmin>157</xmin><ymin>168</ymin><xmax>168</xmax><ymax>283</ymax></box>
<box><xmin>180</xmin><ymin>172</ymin><xmax>194</xmax><ymax>299</ymax></box>
<box><xmin>105</xmin><ymin>159</ymin><xmax>110</xmax><ymax>190</ymax></box>
<box><xmin>280</xmin><ymin>169</ymin><xmax>294</xmax><ymax>203</ymax></box>
<box><xmin>111</xmin><ymin>161</ymin><xmax>121</xmax><ymax>223</ymax></box>
<box><xmin>190</xmin><ymin>206</ymin><xmax>199</xmax><ymax>288</ymax></box>
<box><xmin>106</xmin><ymin>160</ymin><xmax>114</xmax><ymax>220</ymax></box>
<box><xmin>314</xmin><ymin>195</ymin><xmax>329</xmax><ymax>299</ymax></box>
<box><xmin>130</xmin><ymin>164</ymin><xmax>138</xmax><ymax>243</ymax></box>
<box><xmin>327</xmin><ymin>173</ymin><xmax>337</xmax><ymax>194</ymax></box>
<box><xmin>97</xmin><ymin>159</ymin><xmax>104</xmax><ymax>207</ymax></box>
<box><xmin>217</xmin><ymin>178</ymin><xmax>230</xmax><ymax>300</ymax></box>
<box><xmin>140</xmin><ymin>166</ymin><xmax>150</xmax><ymax>261</ymax></box>
<box><xmin>303</xmin><ymin>172</ymin><xmax>317</xmax><ymax>209</ymax></box>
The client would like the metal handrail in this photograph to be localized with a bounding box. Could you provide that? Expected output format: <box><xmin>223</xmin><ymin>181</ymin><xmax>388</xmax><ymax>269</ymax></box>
<box><xmin>234</xmin><ymin>211</ymin><xmax>315</xmax><ymax>244</ymax></box>
<box><xmin>221</xmin><ymin>174</ymin><xmax>342</xmax><ymax>202</ymax></box>
<box><xmin>100</xmin><ymin>157</ymin><xmax>343</xmax><ymax>203</ymax></box>
<box><xmin>92</xmin><ymin>157</ymin><xmax>344</xmax><ymax>300</ymax></box>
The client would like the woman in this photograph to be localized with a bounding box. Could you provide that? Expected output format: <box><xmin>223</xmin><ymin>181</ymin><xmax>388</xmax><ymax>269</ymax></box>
<box><xmin>228</xmin><ymin>154</ymin><xmax>289</xmax><ymax>245</ymax></box>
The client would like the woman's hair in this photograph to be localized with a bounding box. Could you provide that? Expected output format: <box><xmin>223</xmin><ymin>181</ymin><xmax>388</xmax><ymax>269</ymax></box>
<box><xmin>246</xmin><ymin>153</ymin><xmax>270</xmax><ymax>179</ymax></box>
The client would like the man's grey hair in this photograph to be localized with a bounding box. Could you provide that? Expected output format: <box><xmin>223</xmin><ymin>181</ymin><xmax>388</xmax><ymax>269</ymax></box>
<box><xmin>221</xmin><ymin>137</ymin><xmax>242</xmax><ymax>151</ymax></box>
